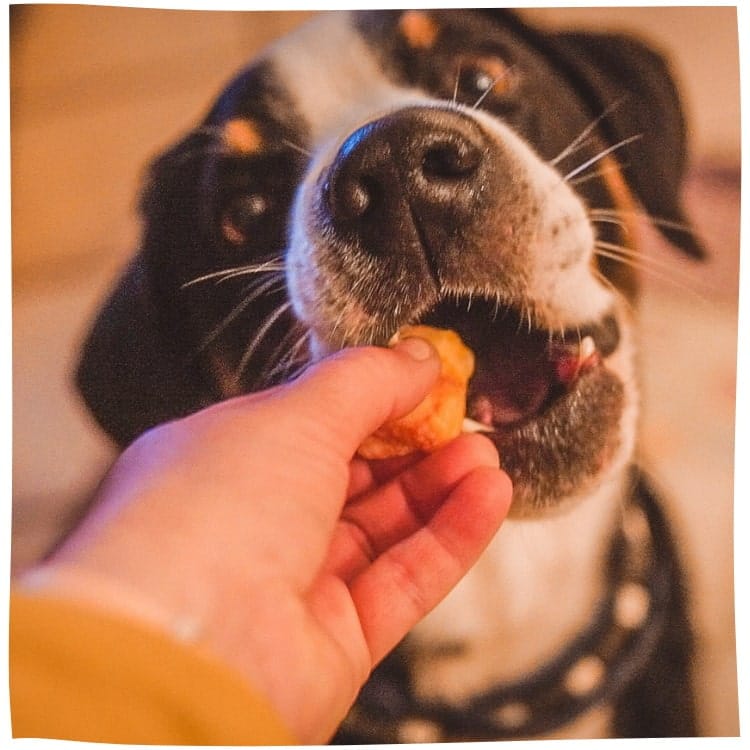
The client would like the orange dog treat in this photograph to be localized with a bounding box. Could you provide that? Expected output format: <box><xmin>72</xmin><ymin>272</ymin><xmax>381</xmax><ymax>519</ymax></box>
<box><xmin>358</xmin><ymin>325</ymin><xmax>475</xmax><ymax>459</ymax></box>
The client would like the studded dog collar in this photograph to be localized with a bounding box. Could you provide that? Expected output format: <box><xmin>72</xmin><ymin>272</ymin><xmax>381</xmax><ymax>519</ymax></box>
<box><xmin>334</xmin><ymin>470</ymin><xmax>694</xmax><ymax>743</ymax></box>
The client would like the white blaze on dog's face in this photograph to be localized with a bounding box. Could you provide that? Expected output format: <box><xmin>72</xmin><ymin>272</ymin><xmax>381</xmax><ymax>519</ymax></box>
<box><xmin>262</xmin><ymin>11</ymin><xmax>636</xmax><ymax>515</ymax></box>
<box><xmin>83</xmin><ymin>9</ymin><xmax>699</xmax><ymax>517</ymax></box>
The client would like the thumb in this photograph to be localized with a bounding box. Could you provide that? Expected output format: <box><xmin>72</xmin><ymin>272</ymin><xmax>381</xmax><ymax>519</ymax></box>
<box><xmin>274</xmin><ymin>338</ymin><xmax>442</xmax><ymax>459</ymax></box>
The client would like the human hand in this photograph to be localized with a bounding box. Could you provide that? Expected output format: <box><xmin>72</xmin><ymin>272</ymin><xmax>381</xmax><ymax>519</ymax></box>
<box><xmin>28</xmin><ymin>340</ymin><xmax>512</xmax><ymax>743</ymax></box>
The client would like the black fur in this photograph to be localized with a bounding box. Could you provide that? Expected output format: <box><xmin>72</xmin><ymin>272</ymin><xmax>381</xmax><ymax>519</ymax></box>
<box><xmin>613</xmin><ymin>476</ymin><xmax>697</xmax><ymax>737</ymax></box>
<box><xmin>76</xmin><ymin>10</ymin><xmax>702</xmax><ymax>446</ymax></box>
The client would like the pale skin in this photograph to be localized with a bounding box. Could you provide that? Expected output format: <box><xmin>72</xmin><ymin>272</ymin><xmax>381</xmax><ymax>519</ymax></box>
<box><xmin>22</xmin><ymin>338</ymin><xmax>513</xmax><ymax>743</ymax></box>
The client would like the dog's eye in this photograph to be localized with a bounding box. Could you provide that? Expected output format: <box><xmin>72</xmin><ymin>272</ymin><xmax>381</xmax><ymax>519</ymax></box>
<box><xmin>221</xmin><ymin>193</ymin><xmax>269</xmax><ymax>245</ymax></box>
<box><xmin>455</xmin><ymin>55</ymin><xmax>516</xmax><ymax>104</ymax></box>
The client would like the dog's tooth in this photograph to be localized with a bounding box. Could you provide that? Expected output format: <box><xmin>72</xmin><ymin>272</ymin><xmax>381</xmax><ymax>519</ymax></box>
<box><xmin>578</xmin><ymin>335</ymin><xmax>597</xmax><ymax>361</ymax></box>
<box><xmin>555</xmin><ymin>334</ymin><xmax>600</xmax><ymax>385</ymax></box>
<box><xmin>462</xmin><ymin>417</ymin><xmax>495</xmax><ymax>433</ymax></box>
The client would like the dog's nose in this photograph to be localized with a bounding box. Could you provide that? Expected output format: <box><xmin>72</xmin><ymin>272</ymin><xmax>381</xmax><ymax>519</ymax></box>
<box><xmin>324</xmin><ymin>107</ymin><xmax>489</xmax><ymax>256</ymax></box>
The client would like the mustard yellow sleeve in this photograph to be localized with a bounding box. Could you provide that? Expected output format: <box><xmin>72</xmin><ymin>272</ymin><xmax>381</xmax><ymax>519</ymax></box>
<box><xmin>9</xmin><ymin>591</ymin><xmax>295</xmax><ymax>745</ymax></box>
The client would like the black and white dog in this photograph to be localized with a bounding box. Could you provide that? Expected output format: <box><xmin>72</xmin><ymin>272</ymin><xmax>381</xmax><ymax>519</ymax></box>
<box><xmin>76</xmin><ymin>9</ymin><xmax>707</xmax><ymax>741</ymax></box>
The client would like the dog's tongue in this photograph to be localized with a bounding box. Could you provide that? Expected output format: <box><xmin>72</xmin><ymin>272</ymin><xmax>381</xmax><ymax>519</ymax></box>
<box><xmin>467</xmin><ymin>336</ymin><xmax>554</xmax><ymax>426</ymax></box>
<box><xmin>421</xmin><ymin>299</ymin><xmax>557</xmax><ymax>427</ymax></box>
<box><xmin>421</xmin><ymin>298</ymin><xmax>607</xmax><ymax>429</ymax></box>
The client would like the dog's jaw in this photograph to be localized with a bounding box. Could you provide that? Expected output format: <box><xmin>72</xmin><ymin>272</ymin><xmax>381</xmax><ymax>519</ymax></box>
<box><xmin>409</xmin><ymin>313</ymin><xmax>639</xmax><ymax>707</ymax></box>
<box><xmin>284</xmin><ymin>97</ymin><xmax>633</xmax><ymax>517</ymax></box>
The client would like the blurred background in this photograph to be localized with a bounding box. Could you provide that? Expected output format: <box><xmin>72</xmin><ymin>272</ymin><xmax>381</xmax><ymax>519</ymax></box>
<box><xmin>10</xmin><ymin>6</ymin><xmax>740</xmax><ymax>736</ymax></box>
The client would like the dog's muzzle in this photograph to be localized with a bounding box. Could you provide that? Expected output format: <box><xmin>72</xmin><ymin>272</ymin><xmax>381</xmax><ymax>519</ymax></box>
<box><xmin>289</xmin><ymin>102</ymin><xmax>629</xmax><ymax>515</ymax></box>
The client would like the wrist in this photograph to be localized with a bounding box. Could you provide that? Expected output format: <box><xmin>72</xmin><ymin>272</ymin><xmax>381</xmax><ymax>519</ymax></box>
<box><xmin>15</xmin><ymin>562</ymin><xmax>334</xmax><ymax>741</ymax></box>
<box><xmin>15</xmin><ymin>562</ymin><xmax>204</xmax><ymax>645</ymax></box>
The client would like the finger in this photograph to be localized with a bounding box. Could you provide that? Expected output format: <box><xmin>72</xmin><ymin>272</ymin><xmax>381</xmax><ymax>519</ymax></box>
<box><xmin>330</xmin><ymin>435</ymin><xmax>501</xmax><ymax>580</ymax></box>
<box><xmin>347</xmin><ymin>466</ymin><xmax>512</xmax><ymax>665</ymax></box>
<box><xmin>345</xmin><ymin>453</ymin><xmax>425</xmax><ymax>500</ymax></box>
<box><xmin>272</xmin><ymin>340</ymin><xmax>441</xmax><ymax>460</ymax></box>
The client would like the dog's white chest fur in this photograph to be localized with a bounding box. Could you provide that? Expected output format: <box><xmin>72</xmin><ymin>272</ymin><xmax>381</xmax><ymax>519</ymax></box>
<box><xmin>408</xmin><ymin>472</ymin><xmax>625</xmax><ymax>705</ymax></box>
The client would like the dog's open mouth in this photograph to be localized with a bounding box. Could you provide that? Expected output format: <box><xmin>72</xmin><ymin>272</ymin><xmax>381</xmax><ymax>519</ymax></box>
<box><xmin>417</xmin><ymin>297</ymin><xmax>620</xmax><ymax>433</ymax></box>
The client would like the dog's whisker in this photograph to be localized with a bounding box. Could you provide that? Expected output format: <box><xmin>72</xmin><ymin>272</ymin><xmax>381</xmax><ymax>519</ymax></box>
<box><xmin>282</xmin><ymin>330</ymin><xmax>313</xmax><ymax>375</ymax></box>
<box><xmin>471</xmin><ymin>80</ymin><xmax>496</xmax><ymax>110</ymax></box>
<box><xmin>181</xmin><ymin>259</ymin><xmax>286</xmax><ymax>289</ymax></box>
<box><xmin>589</xmin><ymin>208</ymin><xmax>631</xmax><ymax>218</ymax></box>
<box><xmin>562</xmin><ymin>133</ymin><xmax>643</xmax><ymax>183</ymax></box>
<box><xmin>195</xmin><ymin>278</ymin><xmax>285</xmax><ymax>346</ymax></box>
<box><xmin>235</xmin><ymin>273</ymin><xmax>287</xmax><ymax>306</ymax></box>
<box><xmin>234</xmin><ymin>301</ymin><xmax>293</xmax><ymax>384</ymax></box>
<box><xmin>194</xmin><ymin>276</ymin><xmax>286</xmax><ymax>354</ymax></box>
<box><xmin>282</xmin><ymin>138</ymin><xmax>313</xmax><ymax>158</ymax></box>
<box><xmin>279</xmin><ymin>357</ymin><xmax>312</xmax><ymax>386</ymax></box>
<box><xmin>567</xmin><ymin>164</ymin><xmax>627</xmax><ymax>188</ymax></box>
<box><xmin>595</xmin><ymin>239</ymin><xmax>705</xmax><ymax>280</ymax></box>
<box><xmin>593</xmin><ymin>247</ymin><xmax>710</xmax><ymax>303</ymax></box>
<box><xmin>594</xmin><ymin>239</ymin><xmax>656</xmax><ymax>258</ymax></box>
<box><xmin>452</xmin><ymin>62</ymin><xmax>462</xmax><ymax>106</ymax></box>
<box><xmin>471</xmin><ymin>66</ymin><xmax>516</xmax><ymax>110</ymax></box>
<box><xmin>550</xmin><ymin>135</ymin><xmax>596</xmax><ymax>169</ymax></box>
<box><xmin>213</xmin><ymin>267</ymin><xmax>286</xmax><ymax>287</ymax></box>
<box><xmin>589</xmin><ymin>207</ymin><xmax>700</xmax><ymax>238</ymax></box>
<box><xmin>258</xmin><ymin>337</ymin><xmax>302</xmax><ymax>386</ymax></box>
<box><xmin>589</xmin><ymin>215</ymin><xmax>630</xmax><ymax>234</ymax></box>
<box><xmin>550</xmin><ymin>132</ymin><xmax>595</xmax><ymax>167</ymax></box>
<box><xmin>260</xmin><ymin>326</ymin><xmax>299</xmax><ymax>378</ymax></box>
<box><xmin>549</xmin><ymin>96</ymin><xmax>629</xmax><ymax>167</ymax></box>
<box><xmin>641</xmin><ymin>215</ymin><xmax>699</xmax><ymax>235</ymax></box>
<box><xmin>259</xmin><ymin>339</ymin><xmax>310</xmax><ymax>387</ymax></box>
<box><xmin>274</xmin><ymin>333</ymin><xmax>314</xmax><ymax>385</ymax></box>
<box><xmin>257</xmin><ymin>325</ymin><xmax>311</xmax><ymax>386</ymax></box>
<box><xmin>193</xmin><ymin>287</ymin><xmax>261</xmax><ymax>356</ymax></box>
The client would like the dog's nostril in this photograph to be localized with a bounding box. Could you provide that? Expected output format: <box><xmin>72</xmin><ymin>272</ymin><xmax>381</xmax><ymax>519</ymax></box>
<box><xmin>421</xmin><ymin>139</ymin><xmax>482</xmax><ymax>181</ymax></box>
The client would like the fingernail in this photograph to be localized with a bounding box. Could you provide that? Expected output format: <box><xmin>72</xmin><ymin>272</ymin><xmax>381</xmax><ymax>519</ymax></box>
<box><xmin>394</xmin><ymin>336</ymin><xmax>436</xmax><ymax>361</ymax></box>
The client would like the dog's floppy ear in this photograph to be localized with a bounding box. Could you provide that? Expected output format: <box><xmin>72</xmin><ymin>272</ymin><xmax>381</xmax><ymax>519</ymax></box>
<box><xmin>547</xmin><ymin>30</ymin><xmax>705</xmax><ymax>259</ymax></box>
<box><xmin>75</xmin><ymin>254</ymin><xmax>215</xmax><ymax>446</ymax></box>
<box><xmin>76</xmin><ymin>131</ymin><xmax>220</xmax><ymax>446</ymax></box>
<box><xmin>486</xmin><ymin>10</ymin><xmax>705</xmax><ymax>259</ymax></box>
